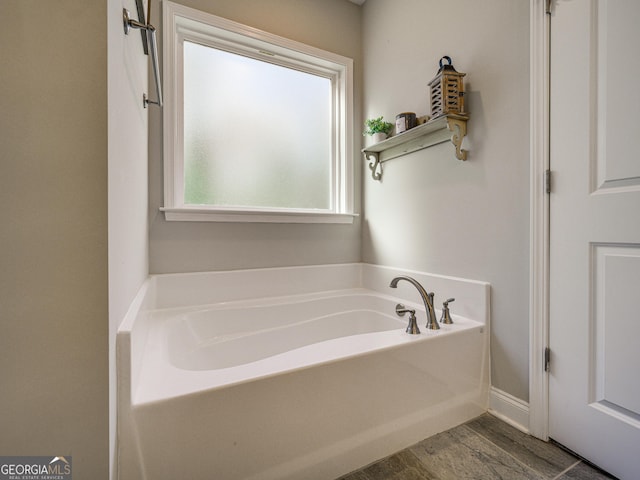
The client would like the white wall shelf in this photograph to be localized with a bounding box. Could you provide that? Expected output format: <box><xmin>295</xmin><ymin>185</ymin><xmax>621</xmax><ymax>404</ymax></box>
<box><xmin>362</xmin><ymin>113</ymin><xmax>469</xmax><ymax>180</ymax></box>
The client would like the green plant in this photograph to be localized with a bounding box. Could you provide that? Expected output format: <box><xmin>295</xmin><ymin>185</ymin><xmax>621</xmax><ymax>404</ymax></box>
<box><xmin>363</xmin><ymin>116</ymin><xmax>393</xmax><ymax>136</ymax></box>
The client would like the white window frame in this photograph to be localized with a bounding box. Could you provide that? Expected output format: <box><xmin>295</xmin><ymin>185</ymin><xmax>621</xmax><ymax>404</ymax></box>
<box><xmin>161</xmin><ymin>1</ymin><xmax>355</xmax><ymax>223</ymax></box>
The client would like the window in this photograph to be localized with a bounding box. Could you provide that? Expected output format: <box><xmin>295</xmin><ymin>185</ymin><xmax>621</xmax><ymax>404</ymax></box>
<box><xmin>162</xmin><ymin>1</ymin><xmax>355</xmax><ymax>223</ymax></box>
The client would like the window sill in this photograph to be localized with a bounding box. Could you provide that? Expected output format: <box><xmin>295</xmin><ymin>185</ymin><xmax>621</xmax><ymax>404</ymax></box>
<box><xmin>160</xmin><ymin>207</ymin><xmax>358</xmax><ymax>224</ymax></box>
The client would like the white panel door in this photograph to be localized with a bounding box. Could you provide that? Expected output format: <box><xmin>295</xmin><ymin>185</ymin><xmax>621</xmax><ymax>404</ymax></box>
<box><xmin>549</xmin><ymin>1</ymin><xmax>640</xmax><ymax>478</ymax></box>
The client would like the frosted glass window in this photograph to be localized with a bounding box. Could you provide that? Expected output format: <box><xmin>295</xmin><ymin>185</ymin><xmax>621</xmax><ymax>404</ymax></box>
<box><xmin>183</xmin><ymin>41</ymin><xmax>332</xmax><ymax>210</ymax></box>
<box><xmin>162</xmin><ymin>2</ymin><xmax>353</xmax><ymax>222</ymax></box>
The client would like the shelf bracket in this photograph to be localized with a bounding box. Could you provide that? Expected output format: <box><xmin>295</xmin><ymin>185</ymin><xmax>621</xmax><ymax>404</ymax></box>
<box><xmin>446</xmin><ymin>116</ymin><xmax>468</xmax><ymax>161</ymax></box>
<box><xmin>365</xmin><ymin>151</ymin><xmax>383</xmax><ymax>180</ymax></box>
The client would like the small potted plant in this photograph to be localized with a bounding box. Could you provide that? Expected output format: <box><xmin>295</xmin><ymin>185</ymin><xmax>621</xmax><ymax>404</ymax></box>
<box><xmin>363</xmin><ymin>116</ymin><xmax>394</xmax><ymax>144</ymax></box>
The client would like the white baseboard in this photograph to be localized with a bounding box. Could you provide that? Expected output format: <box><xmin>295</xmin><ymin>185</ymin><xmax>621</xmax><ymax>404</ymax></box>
<box><xmin>488</xmin><ymin>386</ymin><xmax>530</xmax><ymax>434</ymax></box>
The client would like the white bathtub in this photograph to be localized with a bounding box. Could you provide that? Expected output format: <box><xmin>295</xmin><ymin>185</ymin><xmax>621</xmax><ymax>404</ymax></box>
<box><xmin>117</xmin><ymin>264</ymin><xmax>490</xmax><ymax>480</ymax></box>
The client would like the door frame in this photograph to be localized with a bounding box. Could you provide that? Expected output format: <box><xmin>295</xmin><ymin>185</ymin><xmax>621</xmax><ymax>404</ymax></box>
<box><xmin>529</xmin><ymin>0</ymin><xmax>550</xmax><ymax>441</ymax></box>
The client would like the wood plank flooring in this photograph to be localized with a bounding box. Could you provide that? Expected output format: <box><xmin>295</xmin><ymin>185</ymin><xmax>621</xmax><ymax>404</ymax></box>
<box><xmin>338</xmin><ymin>414</ymin><xmax>617</xmax><ymax>480</ymax></box>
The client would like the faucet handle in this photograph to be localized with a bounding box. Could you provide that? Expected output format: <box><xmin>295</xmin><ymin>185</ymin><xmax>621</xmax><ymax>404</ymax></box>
<box><xmin>440</xmin><ymin>298</ymin><xmax>455</xmax><ymax>325</ymax></box>
<box><xmin>395</xmin><ymin>303</ymin><xmax>412</xmax><ymax>316</ymax></box>
<box><xmin>395</xmin><ymin>304</ymin><xmax>420</xmax><ymax>334</ymax></box>
<box><xmin>405</xmin><ymin>311</ymin><xmax>420</xmax><ymax>335</ymax></box>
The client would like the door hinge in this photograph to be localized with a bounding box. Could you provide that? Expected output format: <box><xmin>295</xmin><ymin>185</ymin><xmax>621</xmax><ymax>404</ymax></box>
<box><xmin>544</xmin><ymin>347</ymin><xmax>551</xmax><ymax>372</ymax></box>
<box><xmin>545</xmin><ymin>0</ymin><xmax>553</xmax><ymax>15</ymax></box>
<box><xmin>545</xmin><ymin>169</ymin><xmax>552</xmax><ymax>194</ymax></box>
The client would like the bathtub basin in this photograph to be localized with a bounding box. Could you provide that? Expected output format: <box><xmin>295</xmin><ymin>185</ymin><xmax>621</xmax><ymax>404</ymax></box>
<box><xmin>167</xmin><ymin>292</ymin><xmax>408</xmax><ymax>371</ymax></box>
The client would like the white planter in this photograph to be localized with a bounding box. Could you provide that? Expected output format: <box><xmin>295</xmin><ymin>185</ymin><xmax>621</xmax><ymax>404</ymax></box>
<box><xmin>370</xmin><ymin>132</ymin><xmax>387</xmax><ymax>144</ymax></box>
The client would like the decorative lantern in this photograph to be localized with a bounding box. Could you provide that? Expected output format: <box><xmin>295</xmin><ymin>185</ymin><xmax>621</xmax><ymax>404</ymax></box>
<box><xmin>428</xmin><ymin>56</ymin><xmax>466</xmax><ymax>118</ymax></box>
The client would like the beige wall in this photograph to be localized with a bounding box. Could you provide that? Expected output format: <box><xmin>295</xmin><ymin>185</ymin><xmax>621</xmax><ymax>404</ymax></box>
<box><xmin>0</xmin><ymin>1</ymin><xmax>109</xmax><ymax>478</ymax></box>
<box><xmin>361</xmin><ymin>0</ymin><xmax>531</xmax><ymax>401</ymax></box>
<box><xmin>148</xmin><ymin>0</ymin><xmax>363</xmax><ymax>274</ymax></box>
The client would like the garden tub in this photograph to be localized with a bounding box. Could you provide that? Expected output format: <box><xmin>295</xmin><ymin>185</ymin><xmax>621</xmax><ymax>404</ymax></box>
<box><xmin>117</xmin><ymin>263</ymin><xmax>489</xmax><ymax>480</ymax></box>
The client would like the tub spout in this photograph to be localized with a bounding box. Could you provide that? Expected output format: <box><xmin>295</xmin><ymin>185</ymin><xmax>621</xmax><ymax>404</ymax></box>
<box><xmin>389</xmin><ymin>276</ymin><xmax>439</xmax><ymax>330</ymax></box>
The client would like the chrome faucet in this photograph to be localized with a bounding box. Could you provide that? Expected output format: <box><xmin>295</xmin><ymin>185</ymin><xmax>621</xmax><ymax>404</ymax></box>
<box><xmin>389</xmin><ymin>276</ymin><xmax>439</xmax><ymax>330</ymax></box>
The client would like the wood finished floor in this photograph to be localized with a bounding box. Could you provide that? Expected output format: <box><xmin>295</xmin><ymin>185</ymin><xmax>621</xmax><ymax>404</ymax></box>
<box><xmin>337</xmin><ymin>414</ymin><xmax>617</xmax><ymax>480</ymax></box>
